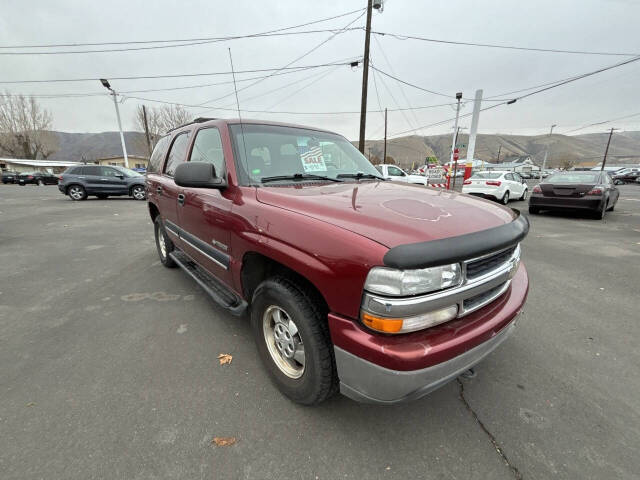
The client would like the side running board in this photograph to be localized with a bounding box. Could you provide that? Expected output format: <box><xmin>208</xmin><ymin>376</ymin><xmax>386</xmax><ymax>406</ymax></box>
<box><xmin>169</xmin><ymin>250</ymin><xmax>248</xmax><ymax>316</ymax></box>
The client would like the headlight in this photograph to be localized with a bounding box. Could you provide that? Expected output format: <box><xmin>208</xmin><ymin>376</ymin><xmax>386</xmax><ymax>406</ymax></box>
<box><xmin>364</xmin><ymin>263</ymin><xmax>461</xmax><ymax>296</ymax></box>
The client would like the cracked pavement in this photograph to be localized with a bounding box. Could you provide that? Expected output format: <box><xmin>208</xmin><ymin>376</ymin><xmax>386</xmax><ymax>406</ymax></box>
<box><xmin>1</xmin><ymin>184</ymin><xmax>639</xmax><ymax>479</ymax></box>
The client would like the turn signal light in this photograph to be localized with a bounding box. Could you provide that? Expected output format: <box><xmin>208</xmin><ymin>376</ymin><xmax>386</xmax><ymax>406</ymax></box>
<box><xmin>361</xmin><ymin>312</ymin><xmax>403</xmax><ymax>333</ymax></box>
<box><xmin>486</xmin><ymin>180</ymin><xmax>501</xmax><ymax>186</ymax></box>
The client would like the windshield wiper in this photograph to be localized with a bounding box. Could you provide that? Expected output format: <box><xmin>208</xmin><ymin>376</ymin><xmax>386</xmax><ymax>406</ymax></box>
<box><xmin>261</xmin><ymin>173</ymin><xmax>343</xmax><ymax>183</ymax></box>
<box><xmin>336</xmin><ymin>172</ymin><xmax>385</xmax><ymax>181</ymax></box>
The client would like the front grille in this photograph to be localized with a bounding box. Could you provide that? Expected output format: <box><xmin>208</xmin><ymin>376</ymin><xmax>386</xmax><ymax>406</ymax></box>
<box><xmin>465</xmin><ymin>246</ymin><xmax>516</xmax><ymax>280</ymax></box>
<box><xmin>463</xmin><ymin>281</ymin><xmax>509</xmax><ymax>314</ymax></box>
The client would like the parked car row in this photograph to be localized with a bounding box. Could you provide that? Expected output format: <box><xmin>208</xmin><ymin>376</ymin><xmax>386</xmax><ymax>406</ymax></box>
<box><xmin>2</xmin><ymin>165</ymin><xmax>147</xmax><ymax>201</ymax></box>
<box><xmin>462</xmin><ymin>170</ymin><xmax>620</xmax><ymax>219</ymax></box>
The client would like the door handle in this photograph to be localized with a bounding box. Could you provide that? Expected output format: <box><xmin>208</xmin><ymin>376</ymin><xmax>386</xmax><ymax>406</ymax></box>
<box><xmin>156</xmin><ymin>186</ymin><xmax>163</xmax><ymax>195</ymax></box>
<box><xmin>177</xmin><ymin>193</ymin><xmax>185</xmax><ymax>206</ymax></box>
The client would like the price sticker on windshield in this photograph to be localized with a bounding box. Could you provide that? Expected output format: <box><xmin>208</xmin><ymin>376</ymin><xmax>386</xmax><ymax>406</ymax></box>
<box><xmin>300</xmin><ymin>146</ymin><xmax>327</xmax><ymax>172</ymax></box>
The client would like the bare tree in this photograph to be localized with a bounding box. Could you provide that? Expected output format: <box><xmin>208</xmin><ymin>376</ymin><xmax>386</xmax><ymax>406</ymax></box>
<box><xmin>134</xmin><ymin>104</ymin><xmax>191</xmax><ymax>151</ymax></box>
<box><xmin>0</xmin><ymin>92</ymin><xmax>58</xmax><ymax>159</ymax></box>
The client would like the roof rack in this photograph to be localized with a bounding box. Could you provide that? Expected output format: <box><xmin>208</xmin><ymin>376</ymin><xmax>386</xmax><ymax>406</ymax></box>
<box><xmin>167</xmin><ymin>117</ymin><xmax>217</xmax><ymax>134</ymax></box>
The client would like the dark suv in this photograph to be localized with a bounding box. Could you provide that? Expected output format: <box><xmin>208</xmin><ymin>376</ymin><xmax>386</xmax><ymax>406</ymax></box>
<box><xmin>58</xmin><ymin>165</ymin><xmax>146</xmax><ymax>201</ymax></box>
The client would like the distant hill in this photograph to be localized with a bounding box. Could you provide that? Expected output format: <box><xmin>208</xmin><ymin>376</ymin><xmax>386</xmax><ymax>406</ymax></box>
<box><xmin>33</xmin><ymin>129</ymin><xmax>640</xmax><ymax>169</ymax></box>
<box><xmin>47</xmin><ymin>131</ymin><xmax>148</xmax><ymax>162</ymax></box>
<box><xmin>356</xmin><ymin>131</ymin><xmax>640</xmax><ymax>169</ymax></box>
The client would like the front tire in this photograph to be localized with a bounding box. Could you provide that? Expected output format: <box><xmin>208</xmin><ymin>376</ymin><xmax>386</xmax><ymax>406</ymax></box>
<box><xmin>251</xmin><ymin>277</ymin><xmax>337</xmax><ymax>405</ymax></box>
<box><xmin>154</xmin><ymin>216</ymin><xmax>176</xmax><ymax>268</ymax></box>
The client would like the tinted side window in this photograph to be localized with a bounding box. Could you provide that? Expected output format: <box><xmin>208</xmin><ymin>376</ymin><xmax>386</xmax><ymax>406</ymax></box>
<box><xmin>189</xmin><ymin>128</ymin><xmax>225</xmax><ymax>176</ymax></box>
<box><xmin>101</xmin><ymin>167</ymin><xmax>121</xmax><ymax>177</ymax></box>
<box><xmin>147</xmin><ymin>136</ymin><xmax>170</xmax><ymax>174</ymax></box>
<box><xmin>68</xmin><ymin>167</ymin><xmax>83</xmax><ymax>175</ymax></box>
<box><xmin>84</xmin><ymin>166</ymin><xmax>101</xmax><ymax>176</ymax></box>
<box><xmin>164</xmin><ymin>132</ymin><xmax>191</xmax><ymax>177</ymax></box>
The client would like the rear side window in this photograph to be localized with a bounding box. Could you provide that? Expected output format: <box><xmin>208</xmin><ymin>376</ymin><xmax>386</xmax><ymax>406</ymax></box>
<box><xmin>66</xmin><ymin>167</ymin><xmax>82</xmax><ymax>174</ymax></box>
<box><xmin>189</xmin><ymin>128</ymin><xmax>225</xmax><ymax>176</ymax></box>
<box><xmin>83</xmin><ymin>166</ymin><xmax>101</xmax><ymax>176</ymax></box>
<box><xmin>147</xmin><ymin>136</ymin><xmax>170</xmax><ymax>174</ymax></box>
<box><xmin>164</xmin><ymin>132</ymin><xmax>191</xmax><ymax>177</ymax></box>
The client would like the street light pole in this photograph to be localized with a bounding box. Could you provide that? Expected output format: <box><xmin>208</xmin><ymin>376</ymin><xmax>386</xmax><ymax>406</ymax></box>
<box><xmin>541</xmin><ymin>124</ymin><xmax>556</xmax><ymax>175</ymax></box>
<box><xmin>100</xmin><ymin>79</ymin><xmax>129</xmax><ymax>169</ymax></box>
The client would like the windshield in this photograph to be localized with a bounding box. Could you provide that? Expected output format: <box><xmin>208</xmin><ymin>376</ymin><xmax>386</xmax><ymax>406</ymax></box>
<box><xmin>229</xmin><ymin>124</ymin><xmax>381</xmax><ymax>184</ymax></box>
<box><xmin>546</xmin><ymin>173</ymin><xmax>601</xmax><ymax>183</ymax></box>
<box><xmin>113</xmin><ymin>166</ymin><xmax>142</xmax><ymax>177</ymax></box>
<box><xmin>471</xmin><ymin>172</ymin><xmax>503</xmax><ymax>179</ymax></box>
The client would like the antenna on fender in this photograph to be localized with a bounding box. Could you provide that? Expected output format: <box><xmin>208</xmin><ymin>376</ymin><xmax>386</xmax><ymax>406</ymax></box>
<box><xmin>228</xmin><ymin>48</ymin><xmax>251</xmax><ymax>184</ymax></box>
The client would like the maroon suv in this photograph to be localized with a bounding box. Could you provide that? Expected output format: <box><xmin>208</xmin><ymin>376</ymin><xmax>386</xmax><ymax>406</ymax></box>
<box><xmin>146</xmin><ymin>118</ymin><xmax>529</xmax><ymax>405</ymax></box>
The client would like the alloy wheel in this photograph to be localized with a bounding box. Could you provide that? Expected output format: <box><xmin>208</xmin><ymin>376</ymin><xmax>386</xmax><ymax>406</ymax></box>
<box><xmin>69</xmin><ymin>186</ymin><xmax>84</xmax><ymax>200</ymax></box>
<box><xmin>262</xmin><ymin>305</ymin><xmax>305</xmax><ymax>379</ymax></box>
<box><xmin>132</xmin><ymin>186</ymin><xmax>146</xmax><ymax>200</ymax></box>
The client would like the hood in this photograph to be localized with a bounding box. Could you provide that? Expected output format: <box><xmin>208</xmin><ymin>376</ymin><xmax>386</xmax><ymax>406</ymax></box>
<box><xmin>256</xmin><ymin>181</ymin><xmax>516</xmax><ymax>248</ymax></box>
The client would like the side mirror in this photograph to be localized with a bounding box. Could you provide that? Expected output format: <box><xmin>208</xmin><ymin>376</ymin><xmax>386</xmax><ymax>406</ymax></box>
<box><xmin>174</xmin><ymin>162</ymin><xmax>225</xmax><ymax>189</ymax></box>
<box><xmin>116</xmin><ymin>174</ymin><xmax>125</xmax><ymax>179</ymax></box>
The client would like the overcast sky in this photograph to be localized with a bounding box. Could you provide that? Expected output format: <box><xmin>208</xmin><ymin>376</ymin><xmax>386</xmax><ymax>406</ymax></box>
<box><xmin>1</xmin><ymin>0</ymin><xmax>639</xmax><ymax>140</ymax></box>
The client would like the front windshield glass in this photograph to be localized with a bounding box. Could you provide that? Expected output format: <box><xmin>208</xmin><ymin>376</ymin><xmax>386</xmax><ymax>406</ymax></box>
<box><xmin>114</xmin><ymin>166</ymin><xmax>142</xmax><ymax>177</ymax></box>
<box><xmin>229</xmin><ymin>124</ymin><xmax>381</xmax><ymax>184</ymax></box>
<box><xmin>546</xmin><ymin>173</ymin><xmax>600</xmax><ymax>183</ymax></box>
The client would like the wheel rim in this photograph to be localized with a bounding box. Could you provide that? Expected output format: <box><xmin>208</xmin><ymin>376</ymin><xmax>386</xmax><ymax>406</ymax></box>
<box><xmin>263</xmin><ymin>305</ymin><xmax>305</xmax><ymax>379</ymax></box>
<box><xmin>69</xmin><ymin>186</ymin><xmax>83</xmax><ymax>199</ymax></box>
<box><xmin>133</xmin><ymin>186</ymin><xmax>145</xmax><ymax>199</ymax></box>
<box><xmin>158</xmin><ymin>226</ymin><xmax>167</xmax><ymax>259</ymax></box>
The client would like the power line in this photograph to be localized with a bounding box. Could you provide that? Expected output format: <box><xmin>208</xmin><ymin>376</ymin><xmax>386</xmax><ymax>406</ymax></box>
<box><xmin>0</xmin><ymin>28</ymin><xmax>364</xmax><ymax>56</ymax></box>
<box><xmin>563</xmin><ymin>111</ymin><xmax>640</xmax><ymax>134</ymax></box>
<box><xmin>370</xmin><ymin>65</ymin><xmax>453</xmax><ymax>99</ymax></box>
<box><xmin>388</xmin><ymin>54</ymin><xmax>640</xmax><ymax>138</ymax></box>
<box><xmin>0</xmin><ymin>61</ymin><xmax>355</xmax><ymax>84</ymax></box>
<box><xmin>372</xmin><ymin>31</ymin><xmax>640</xmax><ymax>57</ymax></box>
<box><xmin>197</xmin><ymin>10</ymin><xmax>366</xmax><ymax>106</ymax></box>
<box><xmin>0</xmin><ymin>9</ymin><xmax>365</xmax><ymax>49</ymax></box>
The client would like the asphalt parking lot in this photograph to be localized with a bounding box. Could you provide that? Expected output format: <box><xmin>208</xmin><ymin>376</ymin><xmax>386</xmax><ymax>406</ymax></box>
<box><xmin>1</xmin><ymin>183</ymin><xmax>639</xmax><ymax>480</ymax></box>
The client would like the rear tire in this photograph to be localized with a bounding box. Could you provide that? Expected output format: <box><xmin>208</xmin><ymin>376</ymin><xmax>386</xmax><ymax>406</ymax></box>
<box><xmin>594</xmin><ymin>200</ymin><xmax>607</xmax><ymax>219</ymax></box>
<box><xmin>501</xmin><ymin>191</ymin><xmax>510</xmax><ymax>204</ymax></box>
<box><xmin>131</xmin><ymin>185</ymin><xmax>146</xmax><ymax>201</ymax></box>
<box><xmin>154</xmin><ymin>216</ymin><xmax>177</xmax><ymax>268</ymax></box>
<box><xmin>519</xmin><ymin>188</ymin><xmax>528</xmax><ymax>201</ymax></box>
<box><xmin>251</xmin><ymin>277</ymin><xmax>337</xmax><ymax>405</ymax></box>
<box><xmin>37</xmin><ymin>179</ymin><xmax>44</xmax><ymax>186</ymax></box>
<box><xmin>529</xmin><ymin>206</ymin><xmax>540</xmax><ymax>214</ymax></box>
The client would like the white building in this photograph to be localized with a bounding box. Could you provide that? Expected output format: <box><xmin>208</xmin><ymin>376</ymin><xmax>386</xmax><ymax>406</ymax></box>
<box><xmin>0</xmin><ymin>158</ymin><xmax>82</xmax><ymax>174</ymax></box>
<box><xmin>486</xmin><ymin>155</ymin><xmax>540</xmax><ymax>174</ymax></box>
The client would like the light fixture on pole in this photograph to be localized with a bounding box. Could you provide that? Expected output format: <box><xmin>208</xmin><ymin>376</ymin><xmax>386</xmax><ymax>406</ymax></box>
<box><xmin>541</xmin><ymin>124</ymin><xmax>557</xmax><ymax>175</ymax></box>
<box><xmin>100</xmin><ymin>78</ymin><xmax>129</xmax><ymax>169</ymax></box>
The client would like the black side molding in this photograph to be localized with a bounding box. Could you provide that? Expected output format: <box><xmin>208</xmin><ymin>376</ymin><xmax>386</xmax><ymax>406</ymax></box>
<box><xmin>383</xmin><ymin>210</ymin><xmax>529</xmax><ymax>270</ymax></box>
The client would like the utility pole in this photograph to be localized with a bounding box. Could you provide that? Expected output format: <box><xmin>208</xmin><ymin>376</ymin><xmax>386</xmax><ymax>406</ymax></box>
<box><xmin>601</xmin><ymin>127</ymin><xmax>617</xmax><ymax>171</ymax></box>
<box><xmin>100</xmin><ymin>79</ymin><xmax>129</xmax><ymax>168</ymax></box>
<box><xmin>383</xmin><ymin>107</ymin><xmax>388</xmax><ymax>163</ymax></box>
<box><xmin>497</xmin><ymin>145</ymin><xmax>502</xmax><ymax>163</ymax></box>
<box><xmin>447</xmin><ymin>92</ymin><xmax>463</xmax><ymax>190</ymax></box>
<box><xmin>452</xmin><ymin>127</ymin><xmax>462</xmax><ymax>189</ymax></box>
<box><xmin>541</xmin><ymin>124</ymin><xmax>557</xmax><ymax>174</ymax></box>
<box><xmin>142</xmin><ymin>105</ymin><xmax>153</xmax><ymax>157</ymax></box>
<box><xmin>358</xmin><ymin>0</ymin><xmax>375</xmax><ymax>153</ymax></box>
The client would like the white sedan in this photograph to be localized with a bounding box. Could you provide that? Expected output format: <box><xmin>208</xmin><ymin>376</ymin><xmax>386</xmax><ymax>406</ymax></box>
<box><xmin>462</xmin><ymin>171</ymin><xmax>528</xmax><ymax>204</ymax></box>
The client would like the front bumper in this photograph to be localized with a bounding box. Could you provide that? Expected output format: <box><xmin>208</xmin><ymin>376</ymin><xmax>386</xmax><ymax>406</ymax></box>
<box><xmin>329</xmin><ymin>263</ymin><xmax>528</xmax><ymax>404</ymax></box>
<box><xmin>335</xmin><ymin>321</ymin><xmax>516</xmax><ymax>404</ymax></box>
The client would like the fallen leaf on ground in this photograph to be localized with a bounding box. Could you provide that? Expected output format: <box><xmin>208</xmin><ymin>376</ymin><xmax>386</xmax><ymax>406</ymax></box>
<box><xmin>26</xmin><ymin>402</ymin><xmax>36</xmax><ymax>407</ymax></box>
<box><xmin>212</xmin><ymin>436</ymin><xmax>237</xmax><ymax>447</ymax></box>
<box><xmin>218</xmin><ymin>353</ymin><xmax>232</xmax><ymax>365</ymax></box>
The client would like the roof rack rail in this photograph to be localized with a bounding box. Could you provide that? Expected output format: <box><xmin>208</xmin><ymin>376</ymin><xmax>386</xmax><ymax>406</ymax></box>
<box><xmin>167</xmin><ymin>117</ymin><xmax>217</xmax><ymax>134</ymax></box>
